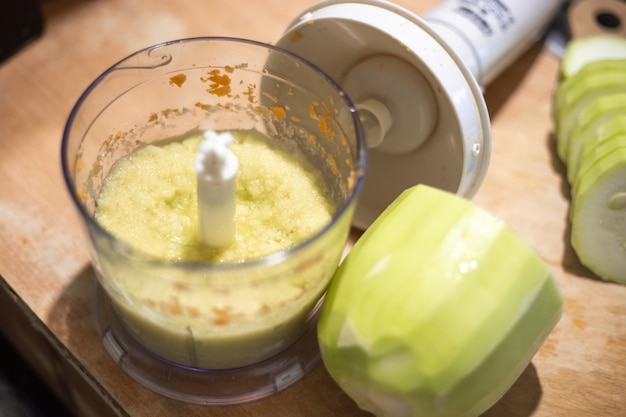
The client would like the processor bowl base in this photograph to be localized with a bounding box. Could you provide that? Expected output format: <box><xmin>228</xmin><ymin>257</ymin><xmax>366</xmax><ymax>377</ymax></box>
<box><xmin>92</xmin><ymin>282</ymin><xmax>321</xmax><ymax>405</ymax></box>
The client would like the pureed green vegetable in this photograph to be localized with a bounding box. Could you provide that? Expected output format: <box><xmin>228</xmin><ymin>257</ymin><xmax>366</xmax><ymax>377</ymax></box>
<box><xmin>318</xmin><ymin>184</ymin><xmax>563</xmax><ymax>417</ymax></box>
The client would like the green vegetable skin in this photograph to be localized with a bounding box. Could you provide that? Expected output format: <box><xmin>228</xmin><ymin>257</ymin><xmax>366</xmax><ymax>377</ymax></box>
<box><xmin>554</xmin><ymin>34</ymin><xmax>626</xmax><ymax>284</ymax></box>
<box><xmin>318</xmin><ymin>185</ymin><xmax>563</xmax><ymax>417</ymax></box>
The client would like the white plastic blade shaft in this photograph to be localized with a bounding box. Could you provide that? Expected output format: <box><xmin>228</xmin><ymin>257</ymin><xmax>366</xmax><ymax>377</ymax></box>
<box><xmin>195</xmin><ymin>131</ymin><xmax>238</xmax><ymax>247</ymax></box>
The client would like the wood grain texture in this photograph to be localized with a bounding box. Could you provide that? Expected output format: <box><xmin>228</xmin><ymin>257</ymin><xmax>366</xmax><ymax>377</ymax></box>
<box><xmin>1</xmin><ymin>1</ymin><xmax>625</xmax><ymax>416</ymax></box>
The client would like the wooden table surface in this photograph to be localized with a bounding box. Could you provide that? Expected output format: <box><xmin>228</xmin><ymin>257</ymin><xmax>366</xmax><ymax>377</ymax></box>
<box><xmin>1</xmin><ymin>0</ymin><xmax>625</xmax><ymax>416</ymax></box>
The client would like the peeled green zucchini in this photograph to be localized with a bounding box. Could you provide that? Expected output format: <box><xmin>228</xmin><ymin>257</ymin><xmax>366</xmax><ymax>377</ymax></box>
<box><xmin>318</xmin><ymin>185</ymin><xmax>563</xmax><ymax>417</ymax></box>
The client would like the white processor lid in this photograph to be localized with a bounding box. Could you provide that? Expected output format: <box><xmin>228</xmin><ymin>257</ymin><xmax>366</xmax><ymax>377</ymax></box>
<box><xmin>276</xmin><ymin>0</ymin><xmax>491</xmax><ymax>229</ymax></box>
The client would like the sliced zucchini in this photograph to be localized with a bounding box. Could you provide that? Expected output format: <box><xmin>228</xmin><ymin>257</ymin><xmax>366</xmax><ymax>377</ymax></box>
<box><xmin>562</xmin><ymin>92</ymin><xmax>626</xmax><ymax>171</ymax></box>
<box><xmin>555</xmin><ymin>70</ymin><xmax>626</xmax><ymax>152</ymax></box>
<box><xmin>556</xmin><ymin>59</ymin><xmax>626</xmax><ymax>113</ymax></box>
<box><xmin>560</xmin><ymin>35</ymin><xmax>626</xmax><ymax>79</ymax></box>
<box><xmin>571</xmin><ymin>148</ymin><xmax>626</xmax><ymax>284</ymax></box>
<box><xmin>572</xmin><ymin>116</ymin><xmax>626</xmax><ymax>188</ymax></box>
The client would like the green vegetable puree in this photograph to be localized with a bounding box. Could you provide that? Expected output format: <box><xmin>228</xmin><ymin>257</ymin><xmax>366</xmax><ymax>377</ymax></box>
<box><xmin>94</xmin><ymin>129</ymin><xmax>338</xmax><ymax>369</ymax></box>
<box><xmin>96</xmin><ymin>129</ymin><xmax>334</xmax><ymax>262</ymax></box>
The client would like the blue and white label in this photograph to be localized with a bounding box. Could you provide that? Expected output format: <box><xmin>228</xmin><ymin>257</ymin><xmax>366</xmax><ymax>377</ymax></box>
<box><xmin>453</xmin><ymin>0</ymin><xmax>515</xmax><ymax>36</ymax></box>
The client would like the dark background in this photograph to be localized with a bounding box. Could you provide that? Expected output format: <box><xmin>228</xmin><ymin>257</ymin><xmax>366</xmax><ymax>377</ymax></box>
<box><xmin>0</xmin><ymin>332</ymin><xmax>73</xmax><ymax>417</ymax></box>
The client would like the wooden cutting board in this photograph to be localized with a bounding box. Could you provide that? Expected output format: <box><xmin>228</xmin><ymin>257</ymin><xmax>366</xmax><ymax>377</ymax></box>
<box><xmin>0</xmin><ymin>1</ymin><xmax>625</xmax><ymax>416</ymax></box>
